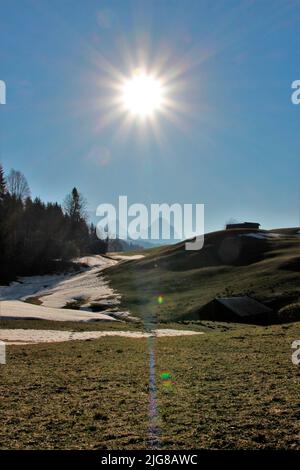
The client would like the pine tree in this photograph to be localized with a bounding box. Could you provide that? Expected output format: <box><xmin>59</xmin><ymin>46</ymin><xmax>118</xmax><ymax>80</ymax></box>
<box><xmin>63</xmin><ymin>187</ymin><xmax>89</xmax><ymax>254</ymax></box>
<box><xmin>64</xmin><ymin>187</ymin><xmax>87</xmax><ymax>223</ymax></box>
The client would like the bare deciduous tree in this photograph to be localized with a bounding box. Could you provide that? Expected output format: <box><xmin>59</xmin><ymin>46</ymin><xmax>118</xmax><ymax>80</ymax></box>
<box><xmin>7</xmin><ymin>169</ymin><xmax>31</xmax><ymax>201</ymax></box>
<box><xmin>0</xmin><ymin>164</ymin><xmax>6</xmax><ymax>200</ymax></box>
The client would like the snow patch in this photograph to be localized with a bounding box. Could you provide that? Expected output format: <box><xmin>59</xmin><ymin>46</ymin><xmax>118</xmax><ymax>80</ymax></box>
<box><xmin>108</xmin><ymin>254</ymin><xmax>145</xmax><ymax>261</ymax></box>
<box><xmin>0</xmin><ymin>300</ymin><xmax>117</xmax><ymax>322</ymax></box>
<box><xmin>0</xmin><ymin>255</ymin><xmax>119</xmax><ymax>311</ymax></box>
<box><xmin>0</xmin><ymin>328</ymin><xmax>204</xmax><ymax>345</ymax></box>
<box><xmin>0</xmin><ymin>255</ymin><xmax>139</xmax><ymax>322</ymax></box>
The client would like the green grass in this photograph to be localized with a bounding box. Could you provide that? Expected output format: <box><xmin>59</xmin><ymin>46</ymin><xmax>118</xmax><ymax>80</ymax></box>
<box><xmin>1</xmin><ymin>321</ymin><xmax>300</xmax><ymax>449</ymax></box>
<box><xmin>0</xmin><ymin>318</ymin><xmax>244</xmax><ymax>333</ymax></box>
<box><xmin>0</xmin><ymin>319</ymin><xmax>144</xmax><ymax>332</ymax></box>
<box><xmin>1</xmin><ymin>227</ymin><xmax>300</xmax><ymax>449</ymax></box>
<box><xmin>106</xmin><ymin>229</ymin><xmax>300</xmax><ymax>322</ymax></box>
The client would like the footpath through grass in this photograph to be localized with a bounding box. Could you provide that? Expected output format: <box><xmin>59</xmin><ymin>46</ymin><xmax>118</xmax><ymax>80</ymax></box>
<box><xmin>1</xmin><ymin>322</ymin><xmax>300</xmax><ymax>449</ymax></box>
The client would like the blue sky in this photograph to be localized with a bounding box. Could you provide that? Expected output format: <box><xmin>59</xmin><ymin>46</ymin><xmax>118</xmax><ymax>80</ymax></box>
<box><xmin>0</xmin><ymin>0</ymin><xmax>299</xmax><ymax>233</ymax></box>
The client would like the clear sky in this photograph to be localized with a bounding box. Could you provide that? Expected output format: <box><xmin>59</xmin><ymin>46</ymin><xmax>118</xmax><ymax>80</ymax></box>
<box><xmin>0</xmin><ymin>0</ymin><xmax>299</xmax><ymax>233</ymax></box>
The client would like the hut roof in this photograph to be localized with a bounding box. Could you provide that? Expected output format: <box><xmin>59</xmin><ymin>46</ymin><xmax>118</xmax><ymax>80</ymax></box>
<box><xmin>215</xmin><ymin>296</ymin><xmax>272</xmax><ymax>317</ymax></box>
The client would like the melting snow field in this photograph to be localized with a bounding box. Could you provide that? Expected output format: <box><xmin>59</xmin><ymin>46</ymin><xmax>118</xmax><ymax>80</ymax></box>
<box><xmin>0</xmin><ymin>254</ymin><xmax>203</xmax><ymax>344</ymax></box>
<box><xmin>0</xmin><ymin>255</ymin><xmax>118</xmax><ymax>307</ymax></box>
<box><xmin>0</xmin><ymin>255</ymin><xmax>132</xmax><ymax>322</ymax></box>
<box><xmin>0</xmin><ymin>300</ymin><xmax>117</xmax><ymax>322</ymax></box>
<box><xmin>0</xmin><ymin>328</ymin><xmax>204</xmax><ymax>345</ymax></box>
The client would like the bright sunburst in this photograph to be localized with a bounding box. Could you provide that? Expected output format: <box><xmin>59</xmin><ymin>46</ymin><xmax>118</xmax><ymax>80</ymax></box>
<box><xmin>86</xmin><ymin>40</ymin><xmax>196</xmax><ymax>141</ymax></box>
<box><xmin>122</xmin><ymin>71</ymin><xmax>164</xmax><ymax>117</ymax></box>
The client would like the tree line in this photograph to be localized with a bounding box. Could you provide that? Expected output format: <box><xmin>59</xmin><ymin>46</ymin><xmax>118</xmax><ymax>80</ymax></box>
<box><xmin>0</xmin><ymin>164</ymin><xmax>108</xmax><ymax>282</ymax></box>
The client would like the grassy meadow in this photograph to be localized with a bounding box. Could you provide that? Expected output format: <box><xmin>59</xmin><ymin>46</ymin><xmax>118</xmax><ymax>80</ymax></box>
<box><xmin>1</xmin><ymin>320</ymin><xmax>300</xmax><ymax>449</ymax></box>
<box><xmin>1</xmin><ymin>227</ymin><xmax>300</xmax><ymax>450</ymax></box>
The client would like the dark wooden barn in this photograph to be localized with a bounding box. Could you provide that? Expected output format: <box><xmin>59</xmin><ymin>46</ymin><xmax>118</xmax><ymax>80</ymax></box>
<box><xmin>199</xmin><ymin>296</ymin><xmax>273</xmax><ymax>324</ymax></box>
<box><xmin>226</xmin><ymin>222</ymin><xmax>260</xmax><ymax>230</ymax></box>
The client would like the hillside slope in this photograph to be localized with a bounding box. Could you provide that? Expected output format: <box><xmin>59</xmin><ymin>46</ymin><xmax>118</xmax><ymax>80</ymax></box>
<box><xmin>105</xmin><ymin>228</ymin><xmax>300</xmax><ymax>323</ymax></box>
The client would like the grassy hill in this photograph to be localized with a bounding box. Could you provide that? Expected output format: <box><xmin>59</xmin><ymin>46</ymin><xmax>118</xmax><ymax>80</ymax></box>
<box><xmin>105</xmin><ymin>228</ymin><xmax>300</xmax><ymax>323</ymax></box>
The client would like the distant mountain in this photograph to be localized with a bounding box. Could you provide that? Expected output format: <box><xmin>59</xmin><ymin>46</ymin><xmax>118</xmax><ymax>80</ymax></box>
<box><xmin>88</xmin><ymin>211</ymin><xmax>182</xmax><ymax>249</ymax></box>
<box><xmin>106</xmin><ymin>238</ymin><xmax>143</xmax><ymax>252</ymax></box>
<box><xmin>142</xmin><ymin>215</ymin><xmax>182</xmax><ymax>245</ymax></box>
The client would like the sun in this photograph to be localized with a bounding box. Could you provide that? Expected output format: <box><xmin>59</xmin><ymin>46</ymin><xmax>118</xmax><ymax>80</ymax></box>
<box><xmin>122</xmin><ymin>71</ymin><xmax>163</xmax><ymax>117</ymax></box>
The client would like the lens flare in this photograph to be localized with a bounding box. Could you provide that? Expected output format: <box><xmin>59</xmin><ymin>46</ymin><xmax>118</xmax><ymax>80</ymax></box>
<box><xmin>160</xmin><ymin>371</ymin><xmax>174</xmax><ymax>390</ymax></box>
